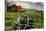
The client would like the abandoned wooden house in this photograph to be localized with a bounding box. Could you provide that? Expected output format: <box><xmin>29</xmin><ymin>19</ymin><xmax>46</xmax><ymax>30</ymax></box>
<box><xmin>7</xmin><ymin>4</ymin><xmax>25</xmax><ymax>12</ymax></box>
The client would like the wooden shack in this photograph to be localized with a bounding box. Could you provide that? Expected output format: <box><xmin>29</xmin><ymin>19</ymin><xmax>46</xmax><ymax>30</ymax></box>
<box><xmin>7</xmin><ymin>4</ymin><xmax>25</xmax><ymax>12</ymax></box>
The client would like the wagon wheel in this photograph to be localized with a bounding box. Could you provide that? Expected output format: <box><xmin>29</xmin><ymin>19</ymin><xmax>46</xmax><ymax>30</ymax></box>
<box><xmin>15</xmin><ymin>15</ymin><xmax>35</xmax><ymax>30</ymax></box>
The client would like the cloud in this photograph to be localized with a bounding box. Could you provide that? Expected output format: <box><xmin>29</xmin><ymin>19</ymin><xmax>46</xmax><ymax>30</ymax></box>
<box><xmin>6</xmin><ymin>0</ymin><xmax>44</xmax><ymax>2</ymax></box>
<box><xmin>6</xmin><ymin>0</ymin><xmax>44</xmax><ymax>10</ymax></box>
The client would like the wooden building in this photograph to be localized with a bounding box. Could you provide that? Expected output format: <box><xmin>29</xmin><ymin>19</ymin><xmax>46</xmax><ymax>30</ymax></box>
<box><xmin>7</xmin><ymin>4</ymin><xmax>25</xmax><ymax>12</ymax></box>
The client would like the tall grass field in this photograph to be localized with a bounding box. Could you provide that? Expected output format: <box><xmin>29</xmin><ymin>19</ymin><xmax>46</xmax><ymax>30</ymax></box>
<box><xmin>5</xmin><ymin>9</ymin><xmax>44</xmax><ymax>30</ymax></box>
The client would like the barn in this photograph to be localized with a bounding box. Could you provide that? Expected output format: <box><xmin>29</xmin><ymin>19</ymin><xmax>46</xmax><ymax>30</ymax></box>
<box><xmin>7</xmin><ymin>4</ymin><xmax>25</xmax><ymax>12</ymax></box>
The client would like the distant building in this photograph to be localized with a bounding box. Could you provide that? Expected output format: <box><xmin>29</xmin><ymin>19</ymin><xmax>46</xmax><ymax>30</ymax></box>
<box><xmin>7</xmin><ymin>4</ymin><xmax>16</xmax><ymax>12</ymax></box>
<box><xmin>7</xmin><ymin>4</ymin><xmax>25</xmax><ymax>12</ymax></box>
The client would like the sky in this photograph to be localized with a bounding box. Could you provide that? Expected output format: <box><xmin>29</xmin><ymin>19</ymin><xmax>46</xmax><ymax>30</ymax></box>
<box><xmin>6</xmin><ymin>0</ymin><xmax>44</xmax><ymax>10</ymax></box>
<box><xmin>15</xmin><ymin>1</ymin><xmax>44</xmax><ymax>10</ymax></box>
<box><xmin>7</xmin><ymin>0</ymin><xmax>44</xmax><ymax>2</ymax></box>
